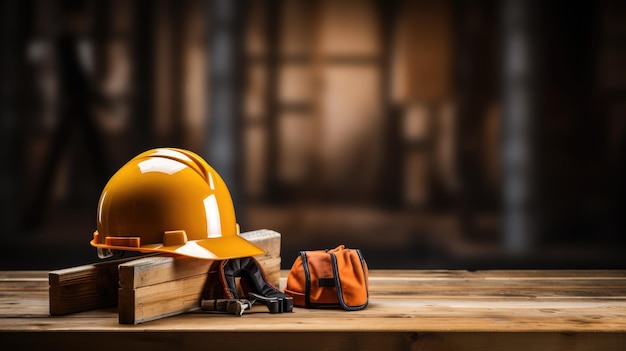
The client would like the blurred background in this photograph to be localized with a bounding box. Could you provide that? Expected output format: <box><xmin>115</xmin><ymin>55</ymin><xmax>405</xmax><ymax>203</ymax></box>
<box><xmin>1</xmin><ymin>0</ymin><xmax>626</xmax><ymax>270</ymax></box>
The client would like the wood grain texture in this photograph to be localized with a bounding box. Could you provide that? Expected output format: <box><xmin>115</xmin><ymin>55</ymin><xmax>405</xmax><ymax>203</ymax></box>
<box><xmin>118</xmin><ymin>274</ymin><xmax>210</xmax><ymax>324</ymax></box>
<box><xmin>48</xmin><ymin>229</ymin><xmax>281</xmax><ymax>318</ymax></box>
<box><xmin>5</xmin><ymin>269</ymin><xmax>626</xmax><ymax>350</ymax></box>
<box><xmin>240</xmin><ymin>229</ymin><xmax>281</xmax><ymax>258</ymax></box>
<box><xmin>48</xmin><ymin>257</ymin><xmax>139</xmax><ymax>315</ymax></box>
<box><xmin>117</xmin><ymin>254</ymin><xmax>281</xmax><ymax>324</ymax></box>
<box><xmin>118</xmin><ymin>255</ymin><xmax>280</xmax><ymax>289</ymax></box>
<box><xmin>117</xmin><ymin>230</ymin><xmax>281</xmax><ymax>324</ymax></box>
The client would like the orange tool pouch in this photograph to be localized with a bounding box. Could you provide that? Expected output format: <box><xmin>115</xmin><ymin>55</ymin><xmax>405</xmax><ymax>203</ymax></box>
<box><xmin>285</xmin><ymin>245</ymin><xmax>369</xmax><ymax>311</ymax></box>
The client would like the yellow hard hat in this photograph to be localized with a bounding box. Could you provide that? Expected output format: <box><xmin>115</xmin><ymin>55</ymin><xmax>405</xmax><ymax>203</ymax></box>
<box><xmin>91</xmin><ymin>147</ymin><xmax>263</xmax><ymax>259</ymax></box>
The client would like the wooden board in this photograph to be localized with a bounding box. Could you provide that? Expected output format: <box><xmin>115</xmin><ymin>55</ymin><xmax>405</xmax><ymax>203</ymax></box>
<box><xmin>48</xmin><ymin>256</ymin><xmax>140</xmax><ymax>315</ymax></box>
<box><xmin>117</xmin><ymin>229</ymin><xmax>281</xmax><ymax>324</ymax></box>
<box><xmin>48</xmin><ymin>229</ymin><xmax>281</xmax><ymax>318</ymax></box>
<box><xmin>5</xmin><ymin>270</ymin><xmax>626</xmax><ymax>350</ymax></box>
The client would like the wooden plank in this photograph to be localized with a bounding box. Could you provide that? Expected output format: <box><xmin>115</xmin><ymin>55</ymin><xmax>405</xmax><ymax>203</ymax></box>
<box><xmin>118</xmin><ymin>255</ymin><xmax>212</xmax><ymax>289</ymax></box>
<box><xmin>117</xmin><ymin>229</ymin><xmax>281</xmax><ymax>324</ymax></box>
<box><xmin>0</xmin><ymin>271</ymin><xmax>49</xmax><ymax>280</ymax></box>
<box><xmin>117</xmin><ymin>255</ymin><xmax>280</xmax><ymax>290</ymax></box>
<box><xmin>3</xmin><ymin>270</ymin><xmax>626</xmax><ymax>351</ymax></box>
<box><xmin>117</xmin><ymin>258</ymin><xmax>280</xmax><ymax>324</ymax></box>
<box><xmin>0</xmin><ymin>271</ymin><xmax>48</xmax><ymax>315</ymax></box>
<box><xmin>19</xmin><ymin>269</ymin><xmax>625</xmax><ymax>334</ymax></box>
<box><xmin>118</xmin><ymin>274</ymin><xmax>209</xmax><ymax>324</ymax></box>
<box><xmin>366</xmin><ymin>270</ymin><xmax>626</xmax><ymax>298</ymax></box>
<box><xmin>366</xmin><ymin>269</ymin><xmax>626</xmax><ymax>278</ymax></box>
<box><xmin>118</xmin><ymin>230</ymin><xmax>281</xmax><ymax>289</ymax></box>
<box><xmin>48</xmin><ymin>229</ymin><xmax>281</xmax><ymax>317</ymax></box>
<box><xmin>48</xmin><ymin>257</ymin><xmax>139</xmax><ymax>315</ymax></box>
<box><xmin>240</xmin><ymin>229</ymin><xmax>281</xmax><ymax>258</ymax></box>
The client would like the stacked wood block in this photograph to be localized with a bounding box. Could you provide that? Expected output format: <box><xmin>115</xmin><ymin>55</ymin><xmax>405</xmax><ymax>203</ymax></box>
<box><xmin>118</xmin><ymin>229</ymin><xmax>281</xmax><ymax>324</ymax></box>
<box><xmin>48</xmin><ymin>256</ymin><xmax>138</xmax><ymax>315</ymax></box>
<box><xmin>49</xmin><ymin>229</ymin><xmax>281</xmax><ymax>324</ymax></box>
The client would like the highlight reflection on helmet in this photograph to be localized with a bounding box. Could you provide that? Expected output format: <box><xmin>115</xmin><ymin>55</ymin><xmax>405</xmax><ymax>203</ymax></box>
<box><xmin>91</xmin><ymin>148</ymin><xmax>263</xmax><ymax>260</ymax></box>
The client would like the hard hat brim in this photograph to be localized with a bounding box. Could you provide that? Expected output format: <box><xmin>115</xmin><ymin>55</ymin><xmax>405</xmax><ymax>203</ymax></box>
<box><xmin>90</xmin><ymin>234</ymin><xmax>264</xmax><ymax>260</ymax></box>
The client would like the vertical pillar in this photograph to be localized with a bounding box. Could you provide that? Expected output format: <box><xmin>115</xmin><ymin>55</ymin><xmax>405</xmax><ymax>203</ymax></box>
<box><xmin>205</xmin><ymin>0</ymin><xmax>246</xmax><ymax>222</ymax></box>
<box><xmin>501</xmin><ymin>0</ymin><xmax>538</xmax><ymax>255</ymax></box>
<box><xmin>376</xmin><ymin>0</ymin><xmax>402</xmax><ymax>207</ymax></box>
<box><xmin>154</xmin><ymin>0</ymin><xmax>185</xmax><ymax>147</ymax></box>
<box><xmin>453</xmin><ymin>0</ymin><xmax>495</xmax><ymax>239</ymax></box>
<box><xmin>170</xmin><ymin>0</ymin><xmax>185</xmax><ymax>147</ymax></box>
<box><xmin>131</xmin><ymin>0</ymin><xmax>156</xmax><ymax>153</ymax></box>
<box><xmin>0</xmin><ymin>0</ymin><xmax>26</xmax><ymax>237</ymax></box>
<box><xmin>264</xmin><ymin>0</ymin><xmax>281</xmax><ymax>201</ymax></box>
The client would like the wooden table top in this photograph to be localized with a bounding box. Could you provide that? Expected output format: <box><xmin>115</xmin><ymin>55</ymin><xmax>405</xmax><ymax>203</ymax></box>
<box><xmin>2</xmin><ymin>269</ymin><xmax>626</xmax><ymax>350</ymax></box>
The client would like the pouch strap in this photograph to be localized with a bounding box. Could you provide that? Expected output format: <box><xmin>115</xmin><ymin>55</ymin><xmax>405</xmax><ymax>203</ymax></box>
<box><xmin>299</xmin><ymin>251</ymin><xmax>312</xmax><ymax>308</ymax></box>
<box><xmin>329</xmin><ymin>249</ymin><xmax>369</xmax><ymax>311</ymax></box>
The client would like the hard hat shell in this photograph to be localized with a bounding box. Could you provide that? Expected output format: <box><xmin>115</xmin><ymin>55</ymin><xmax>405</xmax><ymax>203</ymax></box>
<box><xmin>91</xmin><ymin>148</ymin><xmax>263</xmax><ymax>259</ymax></box>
